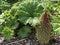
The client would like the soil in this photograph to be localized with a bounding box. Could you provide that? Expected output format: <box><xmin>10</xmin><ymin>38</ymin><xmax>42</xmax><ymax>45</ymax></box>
<box><xmin>0</xmin><ymin>35</ymin><xmax>60</xmax><ymax>45</ymax></box>
<box><xmin>0</xmin><ymin>36</ymin><xmax>41</xmax><ymax>45</ymax></box>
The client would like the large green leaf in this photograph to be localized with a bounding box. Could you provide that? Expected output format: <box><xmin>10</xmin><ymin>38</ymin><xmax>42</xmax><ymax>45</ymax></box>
<box><xmin>19</xmin><ymin>0</ymin><xmax>44</xmax><ymax>17</ymax></box>
<box><xmin>26</xmin><ymin>17</ymin><xmax>39</xmax><ymax>27</ymax></box>
<box><xmin>2</xmin><ymin>27</ymin><xmax>14</xmax><ymax>41</ymax></box>
<box><xmin>18</xmin><ymin>26</ymin><xmax>31</xmax><ymax>38</ymax></box>
<box><xmin>16</xmin><ymin>0</ymin><xmax>44</xmax><ymax>26</ymax></box>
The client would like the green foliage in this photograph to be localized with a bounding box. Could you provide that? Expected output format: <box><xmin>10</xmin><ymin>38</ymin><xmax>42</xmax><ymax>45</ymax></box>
<box><xmin>2</xmin><ymin>27</ymin><xmax>14</xmax><ymax>41</ymax></box>
<box><xmin>51</xmin><ymin>15</ymin><xmax>60</xmax><ymax>36</ymax></box>
<box><xmin>18</xmin><ymin>26</ymin><xmax>31</xmax><ymax>38</ymax></box>
<box><xmin>1</xmin><ymin>0</ymin><xmax>44</xmax><ymax>27</ymax></box>
<box><xmin>0</xmin><ymin>25</ymin><xmax>4</xmax><ymax>33</ymax></box>
<box><xmin>0</xmin><ymin>0</ymin><xmax>11</xmax><ymax>13</ymax></box>
<box><xmin>16</xmin><ymin>0</ymin><xmax>44</xmax><ymax>26</ymax></box>
<box><xmin>54</xmin><ymin>27</ymin><xmax>60</xmax><ymax>35</ymax></box>
<box><xmin>0</xmin><ymin>18</ymin><xmax>4</xmax><ymax>25</ymax></box>
<box><xmin>0</xmin><ymin>0</ymin><xmax>60</xmax><ymax>42</ymax></box>
<box><xmin>26</xmin><ymin>17</ymin><xmax>39</xmax><ymax>27</ymax></box>
<box><xmin>1</xmin><ymin>10</ymin><xmax>19</xmax><ymax>29</ymax></box>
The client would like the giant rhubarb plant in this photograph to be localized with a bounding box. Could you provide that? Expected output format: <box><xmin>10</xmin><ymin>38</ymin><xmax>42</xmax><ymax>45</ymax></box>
<box><xmin>36</xmin><ymin>12</ymin><xmax>52</xmax><ymax>45</ymax></box>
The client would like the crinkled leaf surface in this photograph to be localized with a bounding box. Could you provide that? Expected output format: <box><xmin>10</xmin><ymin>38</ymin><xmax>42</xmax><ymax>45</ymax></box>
<box><xmin>18</xmin><ymin>26</ymin><xmax>31</xmax><ymax>38</ymax></box>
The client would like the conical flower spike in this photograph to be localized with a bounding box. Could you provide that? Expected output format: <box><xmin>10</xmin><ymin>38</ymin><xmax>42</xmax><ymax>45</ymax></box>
<box><xmin>36</xmin><ymin>12</ymin><xmax>52</xmax><ymax>45</ymax></box>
